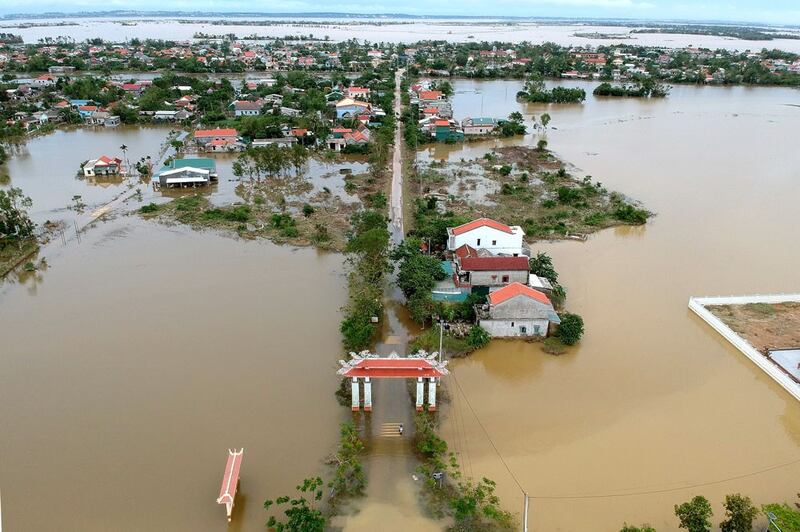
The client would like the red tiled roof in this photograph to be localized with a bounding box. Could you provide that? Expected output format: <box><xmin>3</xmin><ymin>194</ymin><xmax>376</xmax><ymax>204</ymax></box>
<box><xmin>454</xmin><ymin>244</ymin><xmax>478</xmax><ymax>259</ymax></box>
<box><xmin>217</xmin><ymin>450</ymin><xmax>243</xmax><ymax>504</ymax></box>
<box><xmin>332</xmin><ymin>127</ymin><xmax>352</xmax><ymax>133</ymax></box>
<box><xmin>434</xmin><ymin>119</ymin><xmax>450</xmax><ymax>127</ymax></box>
<box><xmin>459</xmin><ymin>256</ymin><xmax>529</xmax><ymax>272</ymax></box>
<box><xmin>451</xmin><ymin>218</ymin><xmax>513</xmax><ymax>236</ymax></box>
<box><xmin>489</xmin><ymin>283</ymin><xmax>552</xmax><ymax>306</ymax></box>
<box><xmin>419</xmin><ymin>90</ymin><xmax>443</xmax><ymax>100</ymax></box>
<box><xmin>340</xmin><ymin>358</ymin><xmax>447</xmax><ymax>378</ymax></box>
<box><xmin>195</xmin><ymin>128</ymin><xmax>237</xmax><ymax>137</ymax></box>
<box><xmin>423</xmin><ymin>107</ymin><xmax>439</xmax><ymax>114</ymax></box>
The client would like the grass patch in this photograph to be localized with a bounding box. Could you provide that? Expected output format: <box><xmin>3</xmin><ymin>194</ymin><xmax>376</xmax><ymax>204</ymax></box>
<box><xmin>0</xmin><ymin>237</ymin><xmax>39</xmax><ymax>279</ymax></box>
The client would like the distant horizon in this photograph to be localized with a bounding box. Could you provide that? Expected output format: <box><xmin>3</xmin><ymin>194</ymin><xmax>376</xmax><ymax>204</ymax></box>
<box><xmin>1</xmin><ymin>6</ymin><xmax>800</xmax><ymax>28</ymax></box>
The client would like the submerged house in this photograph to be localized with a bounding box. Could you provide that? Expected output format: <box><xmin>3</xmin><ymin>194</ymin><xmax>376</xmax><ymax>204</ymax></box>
<box><xmin>194</xmin><ymin>128</ymin><xmax>243</xmax><ymax>153</ymax></box>
<box><xmin>477</xmin><ymin>283</ymin><xmax>560</xmax><ymax>338</ymax></box>
<box><xmin>447</xmin><ymin>218</ymin><xmax>527</xmax><ymax>257</ymax></box>
<box><xmin>462</xmin><ymin>117</ymin><xmax>499</xmax><ymax>136</ymax></box>
<box><xmin>157</xmin><ymin>158</ymin><xmax>218</xmax><ymax>188</ymax></box>
<box><xmin>83</xmin><ymin>156</ymin><xmax>123</xmax><ymax>177</ymax></box>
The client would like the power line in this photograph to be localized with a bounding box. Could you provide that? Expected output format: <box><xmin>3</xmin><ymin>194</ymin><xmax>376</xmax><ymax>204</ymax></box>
<box><xmin>449</xmin><ymin>371</ymin><xmax>800</xmax><ymax>501</ymax></box>
<box><xmin>527</xmin><ymin>456</ymin><xmax>800</xmax><ymax>500</ymax></box>
<box><xmin>449</xmin><ymin>371</ymin><xmax>526</xmax><ymax>495</ymax></box>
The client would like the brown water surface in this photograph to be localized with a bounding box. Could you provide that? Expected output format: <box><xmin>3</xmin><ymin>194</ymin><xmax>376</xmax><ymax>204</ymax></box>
<box><xmin>0</xmin><ymin>219</ymin><xmax>348</xmax><ymax>531</ymax></box>
<box><xmin>433</xmin><ymin>80</ymin><xmax>800</xmax><ymax>530</ymax></box>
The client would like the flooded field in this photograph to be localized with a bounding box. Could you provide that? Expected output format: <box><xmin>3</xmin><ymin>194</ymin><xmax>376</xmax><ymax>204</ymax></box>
<box><xmin>432</xmin><ymin>80</ymin><xmax>800</xmax><ymax>530</ymax></box>
<box><xmin>8</xmin><ymin>17</ymin><xmax>800</xmax><ymax>52</ymax></box>
<box><xmin>0</xmin><ymin>217</ymin><xmax>349</xmax><ymax>531</ymax></box>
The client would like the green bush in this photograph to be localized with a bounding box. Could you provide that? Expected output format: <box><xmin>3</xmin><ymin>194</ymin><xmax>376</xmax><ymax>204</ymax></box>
<box><xmin>614</xmin><ymin>203</ymin><xmax>649</xmax><ymax>224</ymax></box>
<box><xmin>139</xmin><ymin>202</ymin><xmax>159</xmax><ymax>214</ymax></box>
<box><xmin>620</xmin><ymin>525</ymin><xmax>656</xmax><ymax>532</ymax></box>
<box><xmin>762</xmin><ymin>503</ymin><xmax>800</xmax><ymax>531</ymax></box>
<box><xmin>542</xmin><ymin>337</ymin><xmax>566</xmax><ymax>355</ymax></box>
<box><xmin>302</xmin><ymin>203</ymin><xmax>315</xmax><ymax>217</ymax></box>
<box><xmin>466</xmin><ymin>326</ymin><xmax>491</xmax><ymax>349</ymax></box>
<box><xmin>674</xmin><ymin>495</ymin><xmax>713</xmax><ymax>532</ymax></box>
<box><xmin>556</xmin><ymin>312</ymin><xmax>584</xmax><ymax>345</ymax></box>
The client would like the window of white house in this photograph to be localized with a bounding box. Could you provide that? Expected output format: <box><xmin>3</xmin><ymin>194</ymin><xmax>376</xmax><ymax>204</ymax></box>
<box><xmin>502</xmin><ymin>275</ymin><xmax>509</xmax><ymax>283</ymax></box>
<box><xmin>492</xmin><ymin>240</ymin><xmax>497</xmax><ymax>245</ymax></box>
<box><xmin>477</xmin><ymin>238</ymin><xmax>481</xmax><ymax>246</ymax></box>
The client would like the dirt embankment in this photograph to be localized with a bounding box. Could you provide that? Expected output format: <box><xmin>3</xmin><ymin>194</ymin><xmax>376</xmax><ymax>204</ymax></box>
<box><xmin>708</xmin><ymin>302</ymin><xmax>800</xmax><ymax>353</ymax></box>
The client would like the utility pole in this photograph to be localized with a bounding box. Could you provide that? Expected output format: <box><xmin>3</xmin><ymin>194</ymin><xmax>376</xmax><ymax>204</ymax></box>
<box><xmin>522</xmin><ymin>492</ymin><xmax>529</xmax><ymax>532</ymax></box>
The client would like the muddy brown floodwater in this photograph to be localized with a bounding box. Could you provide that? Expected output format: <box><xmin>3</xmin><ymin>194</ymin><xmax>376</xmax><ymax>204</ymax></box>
<box><xmin>0</xmin><ymin>78</ymin><xmax>799</xmax><ymax>531</ymax></box>
<box><xmin>431</xmin><ymin>80</ymin><xmax>800</xmax><ymax>530</ymax></box>
<box><xmin>0</xmin><ymin>218</ymin><xmax>349</xmax><ymax>531</ymax></box>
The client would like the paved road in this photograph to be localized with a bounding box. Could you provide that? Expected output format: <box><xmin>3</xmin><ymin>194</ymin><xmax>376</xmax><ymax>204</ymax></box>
<box><xmin>390</xmin><ymin>68</ymin><xmax>405</xmax><ymax>245</ymax></box>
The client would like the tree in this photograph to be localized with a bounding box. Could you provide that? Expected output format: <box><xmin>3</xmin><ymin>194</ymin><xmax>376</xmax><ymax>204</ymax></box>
<box><xmin>556</xmin><ymin>313</ymin><xmax>584</xmax><ymax>345</ymax></box>
<box><xmin>540</xmin><ymin>112</ymin><xmax>551</xmax><ymax>132</ymax></box>
<box><xmin>529</xmin><ymin>252</ymin><xmax>558</xmax><ymax>283</ymax></box>
<box><xmin>720</xmin><ymin>494</ymin><xmax>758</xmax><ymax>532</ymax></box>
<box><xmin>674</xmin><ymin>496</ymin><xmax>713</xmax><ymax>532</ymax></box>
<box><xmin>397</xmin><ymin>251</ymin><xmax>446</xmax><ymax>300</ymax></box>
<box><xmin>264</xmin><ymin>477</ymin><xmax>326</xmax><ymax>532</ymax></box>
<box><xmin>537</xmin><ymin>138</ymin><xmax>548</xmax><ymax>151</ymax></box>
<box><xmin>0</xmin><ymin>187</ymin><xmax>35</xmax><ymax>242</ymax></box>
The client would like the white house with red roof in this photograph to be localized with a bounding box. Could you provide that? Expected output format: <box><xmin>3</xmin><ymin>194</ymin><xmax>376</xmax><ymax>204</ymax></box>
<box><xmin>477</xmin><ymin>282</ymin><xmax>560</xmax><ymax>337</ymax></box>
<box><xmin>447</xmin><ymin>218</ymin><xmax>526</xmax><ymax>256</ymax></box>
<box><xmin>83</xmin><ymin>155</ymin><xmax>123</xmax><ymax>177</ymax></box>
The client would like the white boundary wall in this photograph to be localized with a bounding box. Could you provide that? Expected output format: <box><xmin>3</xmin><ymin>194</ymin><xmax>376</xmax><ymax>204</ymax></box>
<box><xmin>688</xmin><ymin>293</ymin><xmax>800</xmax><ymax>402</ymax></box>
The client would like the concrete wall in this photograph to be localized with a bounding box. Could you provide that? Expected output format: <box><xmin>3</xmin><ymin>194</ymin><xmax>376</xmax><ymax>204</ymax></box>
<box><xmin>480</xmin><ymin>318</ymin><xmax>549</xmax><ymax>337</ymax></box>
<box><xmin>469</xmin><ymin>269</ymin><xmax>528</xmax><ymax>287</ymax></box>
<box><xmin>490</xmin><ymin>296</ymin><xmax>553</xmax><ymax>321</ymax></box>
<box><xmin>688</xmin><ymin>294</ymin><xmax>800</xmax><ymax>402</ymax></box>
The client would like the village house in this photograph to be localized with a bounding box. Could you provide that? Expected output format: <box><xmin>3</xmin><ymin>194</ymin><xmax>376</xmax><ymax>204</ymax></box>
<box><xmin>194</xmin><ymin>128</ymin><xmax>243</xmax><ymax>153</ymax></box>
<box><xmin>461</xmin><ymin>117</ymin><xmax>499</xmax><ymax>136</ymax></box>
<box><xmin>157</xmin><ymin>158</ymin><xmax>218</xmax><ymax>188</ymax></box>
<box><xmin>346</xmin><ymin>86</ymin><xmax>370</xmax><ymax>100</ymax></box>
<box><xmin>447</xmin><ymin>218</ymin><xmax>527</xmax><ymax>256</ymax></box>
<box><xmin>83</xmin><ymin>156</ymin><xmax>123</xmax><ymax>177</ymax></box>
<box><xmin>230</xmin><ymin>100</ymin><xmax>263</xmax><ymax>117</ymax></box>
<box><xmin>335</xmin><ymin>98</ymin><xmax>372</xmax><ymax>119</ymax></box>
<box><xmin>477</xmin><ymin>282</ymin><xmax>561</xmax><ymax>338</ymax></box>
<box><xmin>452</xmin><ymin>244</ymin><xmax>529</xmax><ymax>289</ymax></box>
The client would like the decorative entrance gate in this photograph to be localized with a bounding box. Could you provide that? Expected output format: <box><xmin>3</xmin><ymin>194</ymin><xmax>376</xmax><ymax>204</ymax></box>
<box><xmin>338</xmin><ymin>352</ymin><xmax>449</xmax><ymax>412</ymax></box>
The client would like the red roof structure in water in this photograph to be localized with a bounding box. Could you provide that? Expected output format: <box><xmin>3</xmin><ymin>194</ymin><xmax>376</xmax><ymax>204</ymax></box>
<box><xmin>338</xmin><ymin>354</ymin><xmax>449</xmax><ymax>378</ymax></box>
<box><xmin>217</xmin><ymin>448</ymin><xmax>243</xmax><ymax>508</ymax></box>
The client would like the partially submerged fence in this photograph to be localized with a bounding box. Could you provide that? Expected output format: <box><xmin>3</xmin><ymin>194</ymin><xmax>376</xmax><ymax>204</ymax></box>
<box><xmin>688</xmin><ymin>293</ymin><xmax>800</xmax><ymax>402</ymax></box>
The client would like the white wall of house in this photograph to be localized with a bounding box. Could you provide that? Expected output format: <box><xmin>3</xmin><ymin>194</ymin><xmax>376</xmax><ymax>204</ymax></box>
<box><xmin>479</xmin><ymin>318</ymin><xmax>550</xmax><ymax>337</ymax></box>
<box><xmin>466</xmin><ymin>269</ymin><xmax>528</xmax><ymax>286</ymax></box>
<box><xmin>234</xmin><ymin>109</ymin><xmax>261</xmax><ymax>117</ymax></box>
<box><xmin>448</xmin><ymin>226</ymin><xmax>524</xmax><ymax>255</ymax></box>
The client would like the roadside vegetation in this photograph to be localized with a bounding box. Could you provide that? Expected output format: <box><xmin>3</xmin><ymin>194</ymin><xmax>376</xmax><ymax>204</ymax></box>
<box><xmin>594</xmin><ymin>78</ymin><xmax>669</xmax><ymax>98</ymax></box>
<box><xmin>619</xmin><ymin>492</ymin><xmax>800</xmax><ymax>532</ymax></box>
<box><xmin>414</xmin><ymin>412</ymin><xmax>515</xmax><ymax>531</ymax></box>
<box><xmin>263</xmin><ymin>422</ymin><xmax>366</xmax><ymax>531</ymax></box>
<box><xmin>0</xmin><ymin>187</ymin><xmax>38</xmax><ymax>278</ymax></box>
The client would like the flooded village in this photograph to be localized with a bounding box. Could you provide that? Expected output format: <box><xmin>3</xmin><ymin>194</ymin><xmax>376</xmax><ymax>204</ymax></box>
<box><xmin>1</xmin><ymin>13</ymin><xmax>800</xmax><ymax>532</ymax></box>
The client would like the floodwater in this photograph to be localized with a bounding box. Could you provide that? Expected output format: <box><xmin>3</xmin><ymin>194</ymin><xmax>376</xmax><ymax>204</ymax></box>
<box><xmin>431</xmin><ymin>79</ymin><xmax>800</xmax><ymax>530</ymax></box>
<box><xmin>0</xmin><ymin>217</ymin><xmax>349</xmax><ymax>531</ymax></box>
<box><xmin>0</xmin><ymin>126</ymin><xmax>365</xmax><ymax>227</ymax></box>
<box><xmin>8</xmin><ymin>16</ymin><xmax>800</xmax><ymax>52</ymax></box>
<box><xmin>1</xmin><ymin>76</ymin><xmax>800</xmax><ymax>531</ymax></box>
<box><xmin>2</xmin><ymin>126</ymin><xmax>173</xmax><ymax>224</ymax></box>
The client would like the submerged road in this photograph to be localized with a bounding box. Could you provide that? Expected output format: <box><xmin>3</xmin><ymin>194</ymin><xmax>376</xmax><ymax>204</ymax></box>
<box><xmin>334</xmin><ymin>68</ymin><xmax>442</xmax><ymax>531</ymax></box>
<box><xmin>390</xmin><ymin>68</ymin><xmax>405</xmax><ymax>245</ymax></box>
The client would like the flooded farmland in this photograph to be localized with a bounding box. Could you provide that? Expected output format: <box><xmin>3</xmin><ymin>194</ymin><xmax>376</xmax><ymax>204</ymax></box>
<box><xmin>432</xmin><ymin>80</ymin><xmax>800</xmax><ymax>530</ymax></box>
<box><xmin>0</xmin><ymin>77</ymin><xmax>799</xmax><ymax>532</ymax></box>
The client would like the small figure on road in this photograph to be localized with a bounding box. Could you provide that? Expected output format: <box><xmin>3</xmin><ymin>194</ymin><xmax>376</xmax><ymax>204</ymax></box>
<box><xmin>398</xmin><ymin>424</ymin><xmax>404</xmax><ymax>435</ymax></box>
